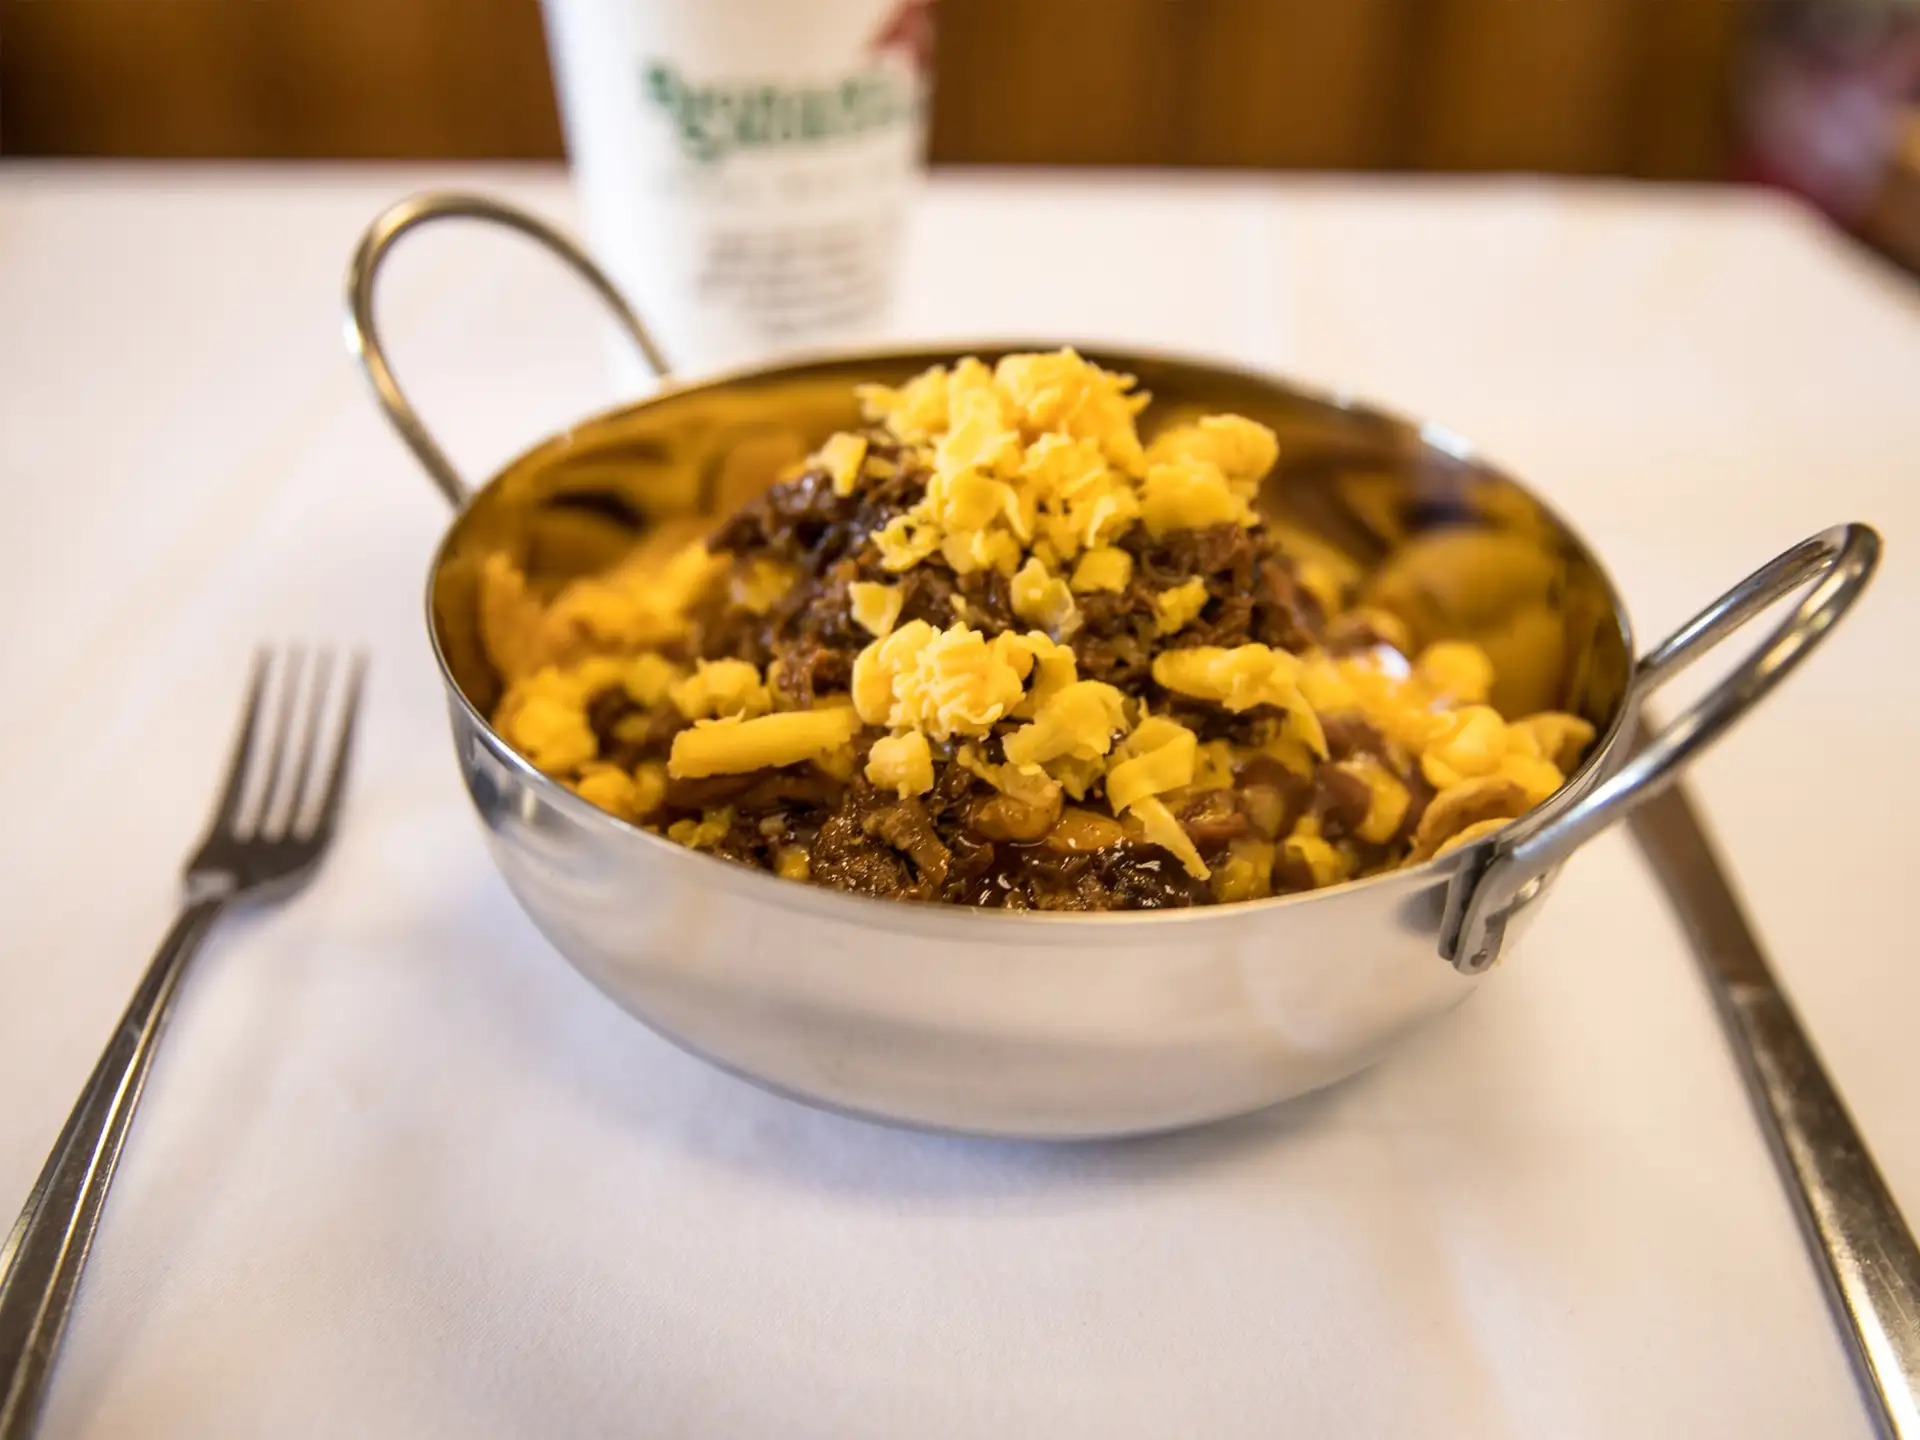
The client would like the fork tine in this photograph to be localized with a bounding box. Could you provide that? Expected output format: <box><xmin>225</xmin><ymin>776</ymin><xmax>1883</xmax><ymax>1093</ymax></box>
<box><xmin>212</xmin><ymin>650</ymin><xmax>272</xmax><ymax>828</ymax></box>
<box><xmin>253</xmin><ymin>647</ymin><xmax>306</xmax><ymax>836</ymax></box>
<box><xmin>306</xmin><ymin>653</ymin><xmax>367</xmax><ymax>840</ymax></box>
<box><xmin>278</xmin><ymin>649</ymin><xmax>334</xmax><ymax>838</ymax></box>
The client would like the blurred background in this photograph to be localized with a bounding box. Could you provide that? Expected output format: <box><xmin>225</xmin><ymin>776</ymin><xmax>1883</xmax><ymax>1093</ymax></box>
<box><xmin>4</xmin><ymin>0</ymin><xmax>1918</xmax><ymax>273</ymax></box>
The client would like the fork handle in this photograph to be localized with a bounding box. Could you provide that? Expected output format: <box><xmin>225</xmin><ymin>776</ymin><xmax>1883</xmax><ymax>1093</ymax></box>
<box><xmin>0</xmin><ymin>896</ymin><xmax>225</xmax><ymax>1439</ymax></box>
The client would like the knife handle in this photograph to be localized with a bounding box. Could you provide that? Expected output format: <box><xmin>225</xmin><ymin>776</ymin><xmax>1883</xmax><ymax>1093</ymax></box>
<box><xmin>1631</xmin><ymin>778</ymin><xmax>1920</xmax><ymax>1440</ymax></box>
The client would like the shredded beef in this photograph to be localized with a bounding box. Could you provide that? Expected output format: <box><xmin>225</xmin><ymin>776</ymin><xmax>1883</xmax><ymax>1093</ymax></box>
<box><xmin>1174</xmin><ymin>790</ymin><xmax>1251</xmax><ymax>851</ymax></box>
<box><xmin>663</xmin><ymin>765</ymin><xmax>846</xmax><ymax>815</ymax></box>
<box><xmin>1311</xmin><ymin>765</ymin><xmax>1374</xmax><ymax>842</ymax></box>
<box><xmin>637</xmin><ymin>442</ymin><xmax>1427</xmax><ymax>910</ymax></box>
<box><xmin>708</xmin><ymin>433</ymin><xmax>925</xmax><ymax>578</ymax></box>
<box><xmin>1321</xmin><ymin>715</ymin><xmax>1388</xmax><ymax>763</ymax></box>
<box><xmin>811</xmin><ymin>805</ymin><xmax>921</xmax><ymax>899</ymax></box>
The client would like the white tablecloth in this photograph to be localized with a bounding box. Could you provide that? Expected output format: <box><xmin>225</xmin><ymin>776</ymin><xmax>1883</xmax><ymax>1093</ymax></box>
<box><xmin>1</xmin><ymin>163</ymin><xmax>1916</xmax><ymax>1438</ymax></box>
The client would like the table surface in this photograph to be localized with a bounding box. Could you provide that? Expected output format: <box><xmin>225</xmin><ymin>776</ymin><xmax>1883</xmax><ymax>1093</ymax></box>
<box><xmin>1</xmin><ymin>163</ymin><xmax>1916</xmax><ymax>1439</ymax></box>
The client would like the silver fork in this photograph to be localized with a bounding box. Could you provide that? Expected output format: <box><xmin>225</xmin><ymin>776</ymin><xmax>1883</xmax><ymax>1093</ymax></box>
<box><xmin>0</xmin><ymin>648</ymin><xmax>366</xmax><ymax>1439</ymax></box>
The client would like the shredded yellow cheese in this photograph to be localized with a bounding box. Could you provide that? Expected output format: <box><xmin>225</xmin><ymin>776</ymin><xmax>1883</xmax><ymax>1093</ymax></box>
<box><xmin>1138</xmin><ymin>458</ymin><xmax>1257</xmax><ymax>539</ymax></box>
<box><xmin>1010</xmin><ymin>556</ymin><xmax>1081</xmax><ymax>638</ymax></box>
<box><xmin>853</xmin><ymin>352</ymin><xmax>1276</xmax><ymax>591</ymax></box>
<box><xmin>1153</xmin><ymin>645</ymin><xmax>1303</xmax><ymax>713</ymax></box>
<box><xmin>849</xmin><ymin>581</ymin><xmax>905</xmax><ymax>639</ymax></box>
<box><xmin>1150</xmin><ymin>578</ymin><xmax>1210</xmax><ymax>637</ymax></box>
<box><xmin>1001</xmin><ymin>681</ymin><xmax>1130</xmax><ymax>769</ymax></box>
<box><xmin>622</xmin><ymin>653</ymin><xmax>685</xmax><ymax>708</ymax></box>
<box><xmin>851</xmin><ymin>621</ymin><xmax>1035</xmax><ymax>741</ymax></box>
<box><xmin>668</xmin><ymin>708</ymin><xmax>862</xmax><ymax>778</ymax></box>
<box><xmin>1105</xmin><ymin>716</ymin><xmax>1199</xmax><ymax>812</ymax></box>
<box><xmin>1070</xmin><ymin>546</ymin><xmax>1134</xmax><ymax>593</ymax></box>
<box><xmin>866</xmin><ymin>730</ymin><xmax>936</xmax><ymax>798</ymax></box>
<box><xmin>669</xmin><ymin>659</ymin><xmax>773</xmax><ymax>721</ymax></box>
<box><xmin>1128</xmin><ymin>796</ymin><xmax>1209</xmax><ymax>879</ymax></box>
<box><xmin>729</xmin><ymin>557</ymin><xmax>797</xmax><ymax>615</ymax></box>
<box><xmin>818</xmin><ymin>432</ymin><xmax>869</xmax><ymax>497</ymax></box>
<box><xmin>1414</xmin><ymin>641</ymin><xmax>1495</xmax><ymax>704</ymax></box>
<box><xmin>1145</xmin><ymin>414</ymin><xmax>1280</xmax><ymax>496</ymax></box>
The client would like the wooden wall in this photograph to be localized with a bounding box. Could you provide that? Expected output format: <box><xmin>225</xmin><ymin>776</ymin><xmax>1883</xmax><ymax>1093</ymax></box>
<box><xmin>0</xmin><ymin>0</ymin><xmax>1749</xmax><ymax>178</ymax></box>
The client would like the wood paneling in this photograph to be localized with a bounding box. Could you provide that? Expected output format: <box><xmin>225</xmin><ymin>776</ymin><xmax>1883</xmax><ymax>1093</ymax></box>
<box><xmin>925</xmin><ymin>0</ymin><xmax>1428</xmax><ymax>171</ymax></box>
<box><xmin>1628</xmin><ymin>0</ymin><xmax>1747</xmax><ymax>179</ymax></box>
<box><xmin>927</xmin><ymin>0</ymin><xmax>1192</xmax><ymax>165</ymax></box>
<box><xmin>1408</xmin><ymin>0</ymin><xmax>1646</xmax><ymax>173</ymax></box>
<box><xmin>0</xmin><ymin>0</ymin><xmax>564</xmax><ymax>159</ymax></box>
<box><xmin>1180</xmin><ymin>0</ymin><xmax>1415</xmax><ymax>169</ymax></box>
<box><xmin>0</xmin><ymin>0</ymin><xmax>1747</xmax><ymax>178</ymax></box>
<box><xmin>1402</xmin><ymin>0</ymin><xmax>1745</xmax><ymax>176</ymax></box>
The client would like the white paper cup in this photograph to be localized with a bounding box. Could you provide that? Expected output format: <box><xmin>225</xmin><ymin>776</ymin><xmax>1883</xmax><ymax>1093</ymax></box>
<box><xmin>540</xmin><ymin>0</ymin><xmax>934</xmax><ymax>384</ymax></box>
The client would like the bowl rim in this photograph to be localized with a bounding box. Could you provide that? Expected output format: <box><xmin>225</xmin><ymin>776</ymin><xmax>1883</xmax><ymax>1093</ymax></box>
<box><xmin>422</xmin><ymin>338</ymin><xmax>1639</xmax><ymax>932</ymax></box>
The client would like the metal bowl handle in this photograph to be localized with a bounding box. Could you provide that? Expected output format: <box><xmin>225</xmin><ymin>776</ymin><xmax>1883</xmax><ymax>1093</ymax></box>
<box><xmin>344</xmin><ymin>191</ymin><xmax>671</xmax><ymax>509</ymax></box>
<box><xmin>1444</xmin><ymin>522</ymin><xmax>1881</xmax><ymax>975</ymax></box>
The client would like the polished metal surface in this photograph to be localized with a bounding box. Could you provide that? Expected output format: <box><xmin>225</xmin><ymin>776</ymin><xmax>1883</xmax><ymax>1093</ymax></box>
<box><xmin>346</xmin><ymin>191</ymin><xmax>669</xmax><ymax>508</ymax></box>
<box><xmin>1633</xmin><ymin>778</ymin><xmax>1920</xmax><ymax>1439</ymax></box>
<box><xmin>1446</xmin><ymin>523</ymin><xmax>1880</xmax><ymax>973</ymax></box>
<box><xmin>0</xmin><ymin>649</ymin><xmax>367</xmax><ymax>1440</ymax></box>
<box><xmin>346</xmin><ymin>190</ymin><xmax>1880</xmax><ymax>1140</ymax></box>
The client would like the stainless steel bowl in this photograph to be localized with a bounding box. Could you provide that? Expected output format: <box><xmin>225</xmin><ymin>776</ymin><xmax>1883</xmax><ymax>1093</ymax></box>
<box><xmin>346</xmin><ymin>192</ymin><xmax>1879</xmax><ymax>1139</ymax></box>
